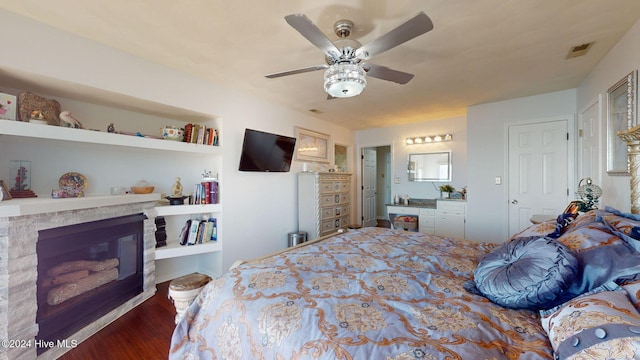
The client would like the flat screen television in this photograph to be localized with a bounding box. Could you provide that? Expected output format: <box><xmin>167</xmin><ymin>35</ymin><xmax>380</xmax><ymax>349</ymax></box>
<box><xmin>239</xmin><ymin>128</ymin><xmax>297</xmax><ymax>172</ymax></box>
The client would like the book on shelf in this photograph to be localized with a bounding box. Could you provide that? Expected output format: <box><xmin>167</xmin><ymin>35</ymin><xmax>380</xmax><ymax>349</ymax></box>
<box><xmin>209</xmin><ymin>218</ymin><xmax>217</xmax><ymax>241</ymax></box>
<box><xmin>179</xmin><ymin>219</ymin><xmax>191</xmax><ymax>245</ymax></box>
<box><xmin>182</xmin><ymin>123</ymin><xmax>219</xmax><ymax>146</ymax></box>
<box><xmin>186</xmin><ymin>219</ymin><xmax>201</xmax><ymax>245</ymax></box>
<box><xmin>193</xmin><ymin>178</ymin><xmax>219</xmax><ymax>205</ymax></box>
<box><xmin>178</xmin><ymin>217</ymin><xmax>218</xmax><ymax>246</ymax></box>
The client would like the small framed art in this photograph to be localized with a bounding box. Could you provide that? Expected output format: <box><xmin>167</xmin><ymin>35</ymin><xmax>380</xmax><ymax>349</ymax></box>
<box><xmin>295</xmin><ymin>127</ymin><xmax>330</xmax><ymax>163</ymax></box>
<box><xmin>607</xmin><ymin>70</ymin><xmax>637</xmax><ymax>175</ymax></box>
<box><xmin>0</xmin><ymin>180</ymin><xmax>12</xmax><ymax>201</ymax></box>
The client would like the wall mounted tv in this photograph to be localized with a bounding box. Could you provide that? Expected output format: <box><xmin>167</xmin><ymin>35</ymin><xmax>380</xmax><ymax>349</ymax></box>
<box><xmin>239</xmin><ymin>128</ymin><xmax>297</xmax><ymax>172</ymax></box>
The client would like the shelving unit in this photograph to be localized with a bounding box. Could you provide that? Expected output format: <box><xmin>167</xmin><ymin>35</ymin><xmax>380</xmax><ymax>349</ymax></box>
<box><xmin>151</xmin><ymin>203</ymin><xmax>222</xmax><ymax>260</ymax></box>
<box><xmin>0</xmin><ymin>119</ymin><xmax>222</xmax><ymax>155</ymax></box>
<box><xmin>156</xmin><ymin>241</ymin><xmax>222</xmax><ymax>260</ymax></box>
<box><xmin>154</xmin><ymin>203</ymin><xmax>222</xmax><ymax>216</ymax></box>
<box><xmin>0</xmin><ymin>85</ymin><xmax>224</xmax><ymax>282</ymax></box>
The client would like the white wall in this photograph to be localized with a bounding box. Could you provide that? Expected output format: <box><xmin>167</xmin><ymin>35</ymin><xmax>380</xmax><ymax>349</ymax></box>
<box><xmin>0</xmin><ymin>10</ymin><xmax>355</xmax><ymax>272</ymax></box>
<box><xmin>576</xmin><ymin>17</ymin><xmax>640</xmax><ymax>212</ymax></box>
<box><xmin>466</xmin><ymin>89</ymin><xmax>577</xmax><ymax>243</ymax></box>
<box><xmin>355</xmin><ymin>116</ymin><xmax>467</xmax><ymax>220</ymax></box>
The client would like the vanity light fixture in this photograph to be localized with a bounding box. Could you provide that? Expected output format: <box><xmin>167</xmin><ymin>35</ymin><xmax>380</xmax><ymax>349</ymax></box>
<box><xmin>405</xmin><ymin>133</ymin><xmax>453</xmax><ymax>145</ymax></box>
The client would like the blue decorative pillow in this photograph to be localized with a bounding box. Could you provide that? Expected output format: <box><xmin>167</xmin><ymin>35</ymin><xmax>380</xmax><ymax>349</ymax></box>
<box><xmin>474</xmin><ymin>236</ymin><xmax>578</xmax><ymax>310</ymax></box>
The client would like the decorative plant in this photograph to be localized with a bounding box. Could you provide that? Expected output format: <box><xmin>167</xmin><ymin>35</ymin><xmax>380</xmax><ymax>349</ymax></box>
<box><xmin>439</xmin><ymin>184</ymin><xmax>455</xmax><ymax>193</ymax></box>
<box><xmin>12</xmin><ymin>165</ymin><xmax>28</xmax><ymax>191</ymax></box>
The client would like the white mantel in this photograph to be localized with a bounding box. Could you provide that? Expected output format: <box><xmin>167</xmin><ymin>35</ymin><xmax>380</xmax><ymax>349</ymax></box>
<box><xmin>0</xmin><ymin>193</ymin><xmax>160</xmax><ymax>217</ymax></box>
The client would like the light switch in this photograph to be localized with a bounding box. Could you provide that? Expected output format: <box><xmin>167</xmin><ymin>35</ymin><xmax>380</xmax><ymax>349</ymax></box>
<box><xmin>394</xmin><ymin>177</ymin><xmax>400</xmax><ymax>184</ymax></box>
<box><xmin>495</xmin><ymin>176</ymin><xmax>502</xmax><ymax>185</ymax></box>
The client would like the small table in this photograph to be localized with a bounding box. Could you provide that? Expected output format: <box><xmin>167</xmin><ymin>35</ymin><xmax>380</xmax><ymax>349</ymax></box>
<box><xmin>529</xmin><ymin>214</ymin><xmax>556</xmax><ymax>224</ymax></box>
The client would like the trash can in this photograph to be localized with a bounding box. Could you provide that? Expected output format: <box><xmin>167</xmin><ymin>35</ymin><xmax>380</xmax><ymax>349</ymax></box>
<box><xmin>288</xmin><ymin>231</ymin><xmax>307</xmax><ymax>247</ymax></box>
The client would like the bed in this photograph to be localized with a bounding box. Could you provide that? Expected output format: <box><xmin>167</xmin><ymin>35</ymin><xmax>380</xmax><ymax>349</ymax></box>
<box><xmin>169</xmin><ymin>206</ymin><xmax>640</xmax><ymax>359</ymax></box>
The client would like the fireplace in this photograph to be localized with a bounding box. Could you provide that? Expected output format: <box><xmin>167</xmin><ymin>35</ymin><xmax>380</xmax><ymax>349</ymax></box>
<box><xmin>0</xmin><ymin>198</ymin><xmax>157</xmax><ymax>359</ymax></box>
<box><xmin>36</xmin><ymin>214</ymin><xmax>146</xmax><ymax>354</ymax></box>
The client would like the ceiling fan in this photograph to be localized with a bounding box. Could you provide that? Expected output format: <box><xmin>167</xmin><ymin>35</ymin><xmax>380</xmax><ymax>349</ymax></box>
<box><xmin>265</xmin><ymin>12</ymin><xmax>434</xmax><ymax>98</ymax></box>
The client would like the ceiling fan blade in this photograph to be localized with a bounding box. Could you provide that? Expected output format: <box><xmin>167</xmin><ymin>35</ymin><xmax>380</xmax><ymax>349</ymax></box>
<box><xmin>356</xmin><ymin>12</ymin><xmax>433</xmax><ymax>60</ymax></box>
<box><xmin>285</xmin><ymin>14</ymin><xmax>341</xmax><ymax>58</ymax></box>
<box><xmin>363</xmin><ymin>63</ymin><xmax>414</xmax><ymax>84</ymax></box>
<box><xmin>265</xmin><ymin>64</ymin><xmax>329</xmax><ymax>79</ymax></box>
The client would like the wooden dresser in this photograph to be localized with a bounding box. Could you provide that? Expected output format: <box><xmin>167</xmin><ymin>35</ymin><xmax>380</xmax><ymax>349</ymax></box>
<box><xmin>298</xmin><ymin>172</ymin><xmax>352</xmax><ymax>240</ymax></box>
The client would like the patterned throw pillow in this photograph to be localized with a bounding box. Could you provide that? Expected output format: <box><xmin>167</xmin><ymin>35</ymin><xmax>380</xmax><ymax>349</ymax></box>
<box><xmin>600</xmin><ymin>206</ymin><xmax>640</xmax><ymax>245</ymax></box>
<box><xmin>556</xmin><ymin>219</ymin><xmax>624</xmax><ymax>253</ymax></box>
<box><xmin>473</xmin><ymin>236</ymin><xmax>578</xmax><ymax>310</ymax></box>
<box><xmin>540</xmin><ymin>283</ymin><xmax>640</xmax><ymax>359</ymax></box>
<box><xmin>620</xmin><ymin>277</ymin><xmax>640</xmax><ymax>311</ymax></box>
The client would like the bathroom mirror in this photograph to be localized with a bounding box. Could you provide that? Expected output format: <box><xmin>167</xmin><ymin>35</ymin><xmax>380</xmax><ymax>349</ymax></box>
<box><xmin>408</xmin><ymin>152</ymin><xmax>451</xmax><ymax>182</ymax></box>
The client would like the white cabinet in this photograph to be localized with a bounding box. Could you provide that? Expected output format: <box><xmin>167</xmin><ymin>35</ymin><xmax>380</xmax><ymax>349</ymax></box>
<box><xmin>435</xmin><ymin>200</ymin><xmax>466</xmax><ymax>239</ymax></box>
<box><xmin>298</xmin><ymin>172</ymin><xmax>352</xmax><ymax>240</ymax></box>
<box><xmin>385</xmin><ymin>205</ymin><xmax>434</xmax><ymax>234</ymax></box>
<box><xmin>419</xmin><ymin>208</ymin><xmax>435</xmax><ymax>234</ymax></box>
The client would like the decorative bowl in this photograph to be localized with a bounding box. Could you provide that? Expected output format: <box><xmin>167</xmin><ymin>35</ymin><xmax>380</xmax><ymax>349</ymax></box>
<box><xmin>162</xmin><ymin>126</ymin><xmax>184</xmax><ymax>141</ymax></box>
<box><xmin>165</xmin><ymin>195</ymin><xmax>189</xmax><ymax>205</ymax></box>
<box><xmin>131</xmin><ymin>186</ymin><xmax>154</xmax><ymax>194</ymax></box>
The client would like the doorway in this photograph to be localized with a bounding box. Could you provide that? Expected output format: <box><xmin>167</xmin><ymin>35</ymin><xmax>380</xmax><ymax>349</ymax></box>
<box><xmin>507</xmin><ymin>117</ymin><xmax>573</xmax><ymax>235</ymax></box>
<box><xmin>577</xmin><ymin>97</ymin><xmax>601</xmax><ymax>184</ymax></box>
<box><xmin>362</xmin><ymin>145</ymin><xmax>391</xmax><ymax>227</ymax></box>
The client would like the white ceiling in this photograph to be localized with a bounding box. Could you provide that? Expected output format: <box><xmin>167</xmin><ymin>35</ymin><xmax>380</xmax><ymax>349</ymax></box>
<box><xmin>2</xmin><ymin>0</ymin><xmax>640</xmax><ymax>130</ymax></box>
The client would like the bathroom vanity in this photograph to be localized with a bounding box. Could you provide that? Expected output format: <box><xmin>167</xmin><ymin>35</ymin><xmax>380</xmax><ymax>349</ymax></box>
<box><xmin>386</xmin><ymin>199</ymin><xmax>466</xmax><ymax>239</ymax></box>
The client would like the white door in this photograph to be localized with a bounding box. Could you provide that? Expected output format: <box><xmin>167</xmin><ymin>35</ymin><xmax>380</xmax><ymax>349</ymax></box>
<box><xmin>362</xmin><ymin>148</ymin><xmax>377</xmax><ymax>227</ymax></box>
<box><xmin>508</xmin><ymin>120</ymin><xmax>569</xmax><ymax>235</ymax></box>
<box><xmin>578</xmin><ymin>99</ymin><xmax>601</xmax><ymax>183</ymax></box>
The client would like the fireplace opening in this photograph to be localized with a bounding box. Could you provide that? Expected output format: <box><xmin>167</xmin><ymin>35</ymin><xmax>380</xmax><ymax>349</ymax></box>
<box><xmin>36</xmin><ymin>213</ymin><xmax>146</xmax><ymax>353</ymax></box>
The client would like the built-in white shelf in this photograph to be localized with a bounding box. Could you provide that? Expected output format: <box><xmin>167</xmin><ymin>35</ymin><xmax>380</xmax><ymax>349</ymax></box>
<box><xmin>0</xmin><ymin>119</ymin><xmax>222</xmax><ymax>155</ymax></box>
<box><xmin>154</xmin><ymin>203</ymin><xmax>222</xmax><ymax>216</ymax></box>
<box><xmin>0</xmin><ymin>193</ymin><xmax>160</xmax><ymax>217</ymax></box>
<box><xmin>155</xmin><ymin>241</ymin><xmax>222</xmax><ymax>260</ymax></box>
<box><xmin>150</xmin><ymin>202</ymin><xmax>222</xmax><ymax>260</ymax></box>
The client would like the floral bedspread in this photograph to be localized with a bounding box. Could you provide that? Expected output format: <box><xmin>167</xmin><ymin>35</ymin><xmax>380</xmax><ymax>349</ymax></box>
<box><xmin>169</xmin><ymin>227</ymin><xmax>553</xmax><ymax>359</ymax></box>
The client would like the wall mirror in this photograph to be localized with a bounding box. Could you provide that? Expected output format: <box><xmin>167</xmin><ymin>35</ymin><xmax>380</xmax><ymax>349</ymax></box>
<box><xmin>408</xmin><ymin>152</ymin><xmax>451</xmax><ymax>182</ymax></box>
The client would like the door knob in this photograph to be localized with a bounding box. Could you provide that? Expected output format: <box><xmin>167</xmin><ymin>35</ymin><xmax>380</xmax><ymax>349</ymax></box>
<box><xmin>511</xmin><ymin>199</ymin><xmax>518</xmax><ymax>204</ymax></box>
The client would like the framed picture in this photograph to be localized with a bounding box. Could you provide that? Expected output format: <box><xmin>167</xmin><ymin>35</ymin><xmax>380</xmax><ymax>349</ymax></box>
<box><xmin>607</xmin><ymin>70</ymin><xmax>637</xmax><ymax>175</ymax></box>
<box><xmin>295</xmin><ymin>127</ymin><xmax>330</xmax><ymax>163</ymax></box>
<box><xmin>0</xmin><ymin>180</ymin><xmax>12</xmax><ymax>201</ymax></box>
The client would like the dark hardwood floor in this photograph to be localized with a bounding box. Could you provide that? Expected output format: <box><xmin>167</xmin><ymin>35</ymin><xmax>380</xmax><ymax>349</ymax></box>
<box><xmin>377</xmin><ymin>219</ymin><xmax>391</xmax><ymax>228</ymax></box>
<box><xmin>59</xmin><ymin>281</ymin><xmax>175</xmax><ymax>360</ymax></box>
<box><xmin>57</xmin><ymin>224</ymin><xmax>393</xmax><ymax>359</ymax></box>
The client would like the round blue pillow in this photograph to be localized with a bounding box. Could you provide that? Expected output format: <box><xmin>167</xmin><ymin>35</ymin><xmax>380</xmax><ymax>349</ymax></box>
<box><xmin>474</xmin><ymin>236</ymin><xmax>578</xmax><ymax>310</ymax></box>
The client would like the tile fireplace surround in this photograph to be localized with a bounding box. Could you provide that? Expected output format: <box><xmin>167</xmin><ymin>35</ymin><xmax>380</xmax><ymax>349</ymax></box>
<box><xmin>0</xmin><ymin>195</ymin><xmax>159</xmax><ymax>360</ymax></box>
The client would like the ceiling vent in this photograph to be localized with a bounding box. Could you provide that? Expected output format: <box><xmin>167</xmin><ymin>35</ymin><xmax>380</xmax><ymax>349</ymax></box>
<box><xmin>566</xmin><ymin>42</ymin><xmax>594</xmax><ymax>59</ymax></box>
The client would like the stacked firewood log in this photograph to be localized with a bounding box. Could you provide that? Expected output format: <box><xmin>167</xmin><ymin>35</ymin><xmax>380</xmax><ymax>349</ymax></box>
<box><xmin>42</xmin><ymin>258</ymin><xmax>120</xmax><ymax>305</ymax></box>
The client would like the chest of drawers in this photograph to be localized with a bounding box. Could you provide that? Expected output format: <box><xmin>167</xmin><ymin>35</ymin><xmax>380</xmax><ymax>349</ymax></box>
<box><xmin>298</xmin><ymin>172</ymin><xmax>352</xmax><ymax>240</ymax></box>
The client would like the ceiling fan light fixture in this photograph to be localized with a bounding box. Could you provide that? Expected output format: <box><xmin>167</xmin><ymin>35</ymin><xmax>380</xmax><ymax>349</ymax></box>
<box><xmin>324</xmin><ymin>63</ymin><xmax>367</xmax><ymax>98</ymax></box>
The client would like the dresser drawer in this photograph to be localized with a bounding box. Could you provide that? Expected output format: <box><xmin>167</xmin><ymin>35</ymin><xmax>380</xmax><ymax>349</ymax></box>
<box><xmin>419</xmin><ymin>216</ymin><xmax>435</xmax><ymax>228</ymax></box>
<box><xmin>321</xmin><ymin>207</ymin><xmax>334</xmax><ymax>219</ymax></box>
<box><xmin>321</xmin><ymin>220</ymin><xmax>335</xmax><ymax>233</ymax></box>
<box><xmin>436</xmin><ymin>201</ymin><xmax>465</xmax><ymax>215</ymax></box>
<box><xmin>419</xmin><ymin>208</ymin><xmax>435</xmax><ymax>216</ymax></box>
<box><xmin>386</xmin><ymin>206</ymin><xmax>420</xmax><ymax>215</ymax></box>
<box><xmin>320</xmin><ymin>181</ymin><xmax>334</xmax><ymax>193</ymax></box>
<box><xmin>339</xmin><ymin>181</ymin><xmax>349</xmax><ymax>192</ymax></box>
